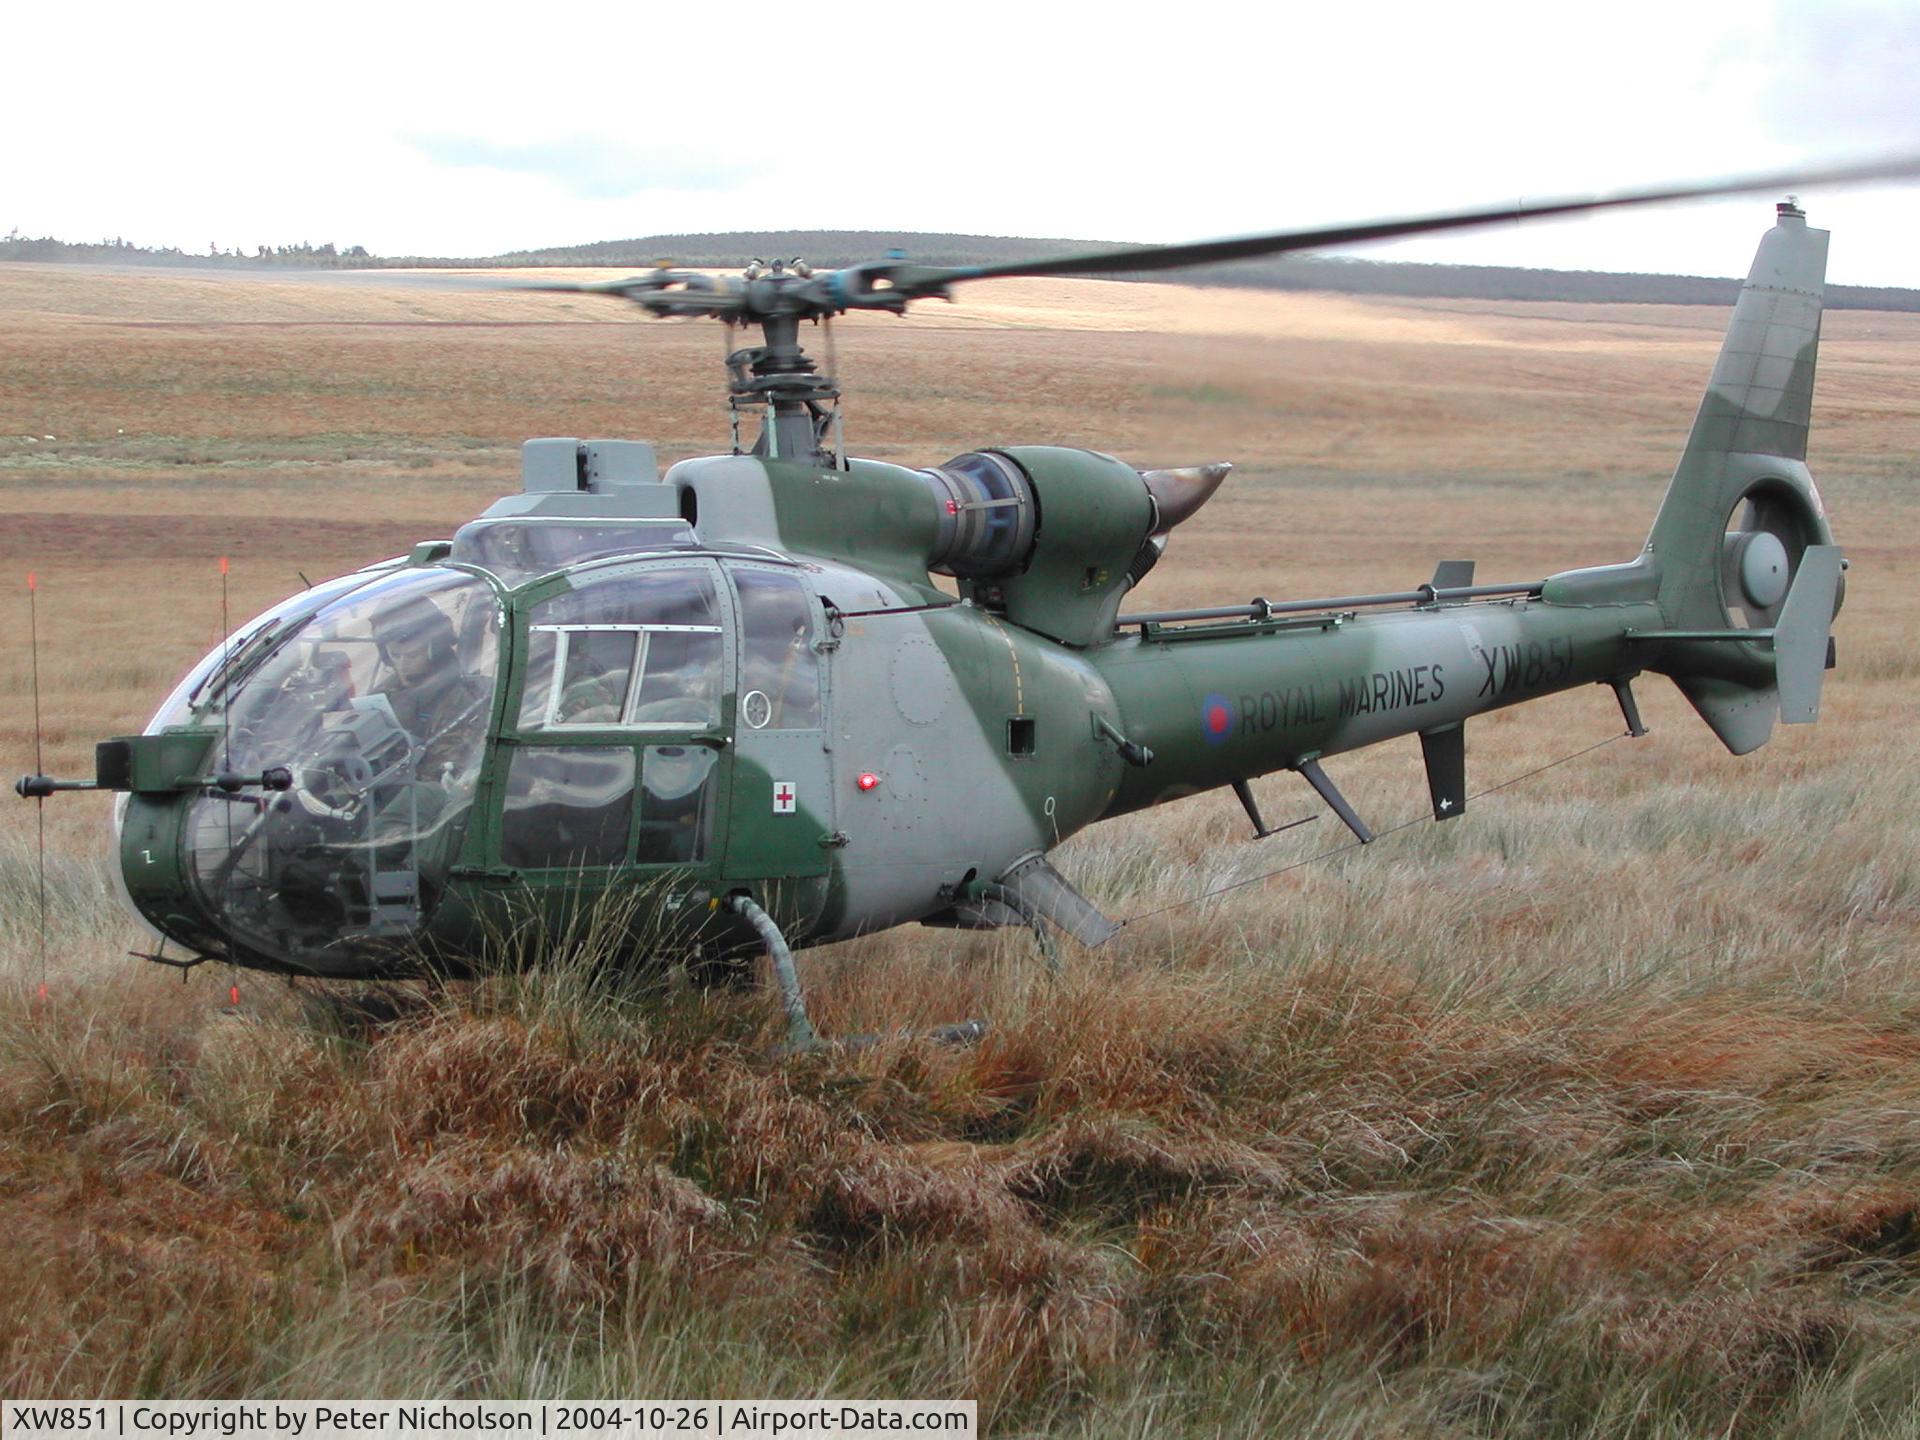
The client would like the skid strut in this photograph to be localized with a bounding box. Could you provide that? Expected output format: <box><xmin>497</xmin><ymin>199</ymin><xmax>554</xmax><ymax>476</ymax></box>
<box><xmin>724</xmin><ymin>894</ymin><xmax>987</xmax><ymax>1053</ymax></box>
<box><xmin>726</xmin><ymin>894</ymin><xmax>818</xmax><ymax>1051</ymax></box>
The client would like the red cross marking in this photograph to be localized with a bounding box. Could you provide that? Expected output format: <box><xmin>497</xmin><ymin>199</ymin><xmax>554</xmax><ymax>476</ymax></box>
<box><xmin>774</xmin><ymin>783</ymin><xmax>795</xmax><ymax>808</ymax></box>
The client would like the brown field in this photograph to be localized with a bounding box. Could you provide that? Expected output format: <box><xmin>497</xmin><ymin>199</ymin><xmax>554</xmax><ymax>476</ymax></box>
<box><xmin>2</xmin><ymin>260</ymin><xmax>1919</xmax><ymax>1434</ymax></box>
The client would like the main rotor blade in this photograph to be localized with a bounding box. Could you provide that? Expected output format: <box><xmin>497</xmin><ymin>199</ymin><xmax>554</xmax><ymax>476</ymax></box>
<box><xmin>944</xmin><ymin>152</ymin><xmax>1920</xmax><ymax>285</ymax></box>
<box><xmin>509</xmin><ymin>271</ymin><xmax>747</xmax><ymax>317</ymax></box>
<box><xmin>475</xmin><ymin>151</ymin><xmax>1920</xmax><ymax>323</ymax></box>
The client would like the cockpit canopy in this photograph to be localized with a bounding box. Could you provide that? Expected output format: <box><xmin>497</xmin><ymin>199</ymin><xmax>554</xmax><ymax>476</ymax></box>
<box><xmin>448</xmin><ymin>516</ymin><xmax>698</xmax><ymax>587</ymax></box>
<box><xmin>168</xmin><ymin>566</ymin><xmax>501</xmax><ymax>971</ymax></box>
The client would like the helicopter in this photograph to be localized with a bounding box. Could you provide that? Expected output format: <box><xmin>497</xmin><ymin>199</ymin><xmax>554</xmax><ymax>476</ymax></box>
<box><xmin>16</xmin><ymin>160</ymin><xmax>1907</xmax><ymax>1047</ymax></box>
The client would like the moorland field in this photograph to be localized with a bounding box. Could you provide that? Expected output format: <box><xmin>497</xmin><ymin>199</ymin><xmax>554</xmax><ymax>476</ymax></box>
<box><xmin>2</xmin><ymin>258</ymin><xmax>1918</xmax><ymax>1435</ymax></box>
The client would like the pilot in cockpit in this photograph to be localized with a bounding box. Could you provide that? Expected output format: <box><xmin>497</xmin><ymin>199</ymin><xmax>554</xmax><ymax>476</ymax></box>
<box><xmin>273</xmin><ymin>648</ymin><xmax>355</xmax><ymax>729</ymax></box>
<box><xmin>372</xmin><ymin>599</ymin><xmax>491</xmax><ymax>778</ymax></box>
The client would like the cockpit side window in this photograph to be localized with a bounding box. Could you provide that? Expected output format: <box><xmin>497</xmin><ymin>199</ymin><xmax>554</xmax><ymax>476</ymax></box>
<box><xmin>519</xmin><ymin>568</ymin><xmax>724</xmax><ymax>731</ymax></box>
<box><xmin>500</xmin><ymin>746</ymin><xmax>635</xmax><ymax>869</ymax></box>
<box><xmin>733</xmin><ymin>570</ymin><xmax>820</xmax><ymax>730</ymax></box>
<box><xmin>555</xmin><ymin>631</ymin><xmax>639</xmax><ymax>725</ymax></box>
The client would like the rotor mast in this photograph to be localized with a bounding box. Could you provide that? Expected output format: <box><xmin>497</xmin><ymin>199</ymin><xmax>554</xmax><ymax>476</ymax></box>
<box><xmin>724</xmin><ymin>260</ymin><xmax>843</xmax><ymax>466</ymax></box>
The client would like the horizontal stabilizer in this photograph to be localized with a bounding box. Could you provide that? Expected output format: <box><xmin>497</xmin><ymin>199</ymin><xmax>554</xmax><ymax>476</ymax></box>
<box><xmin>1775</xmin><ymin>545</ymin><xmax>1843</xmax><ymax>723</ymax></box>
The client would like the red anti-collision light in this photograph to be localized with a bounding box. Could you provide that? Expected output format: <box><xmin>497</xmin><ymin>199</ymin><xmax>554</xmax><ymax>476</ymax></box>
<box><xmin>856</xmin><ymin>772</ymin><xmax>881</xmax><ymax>792</ymax></box>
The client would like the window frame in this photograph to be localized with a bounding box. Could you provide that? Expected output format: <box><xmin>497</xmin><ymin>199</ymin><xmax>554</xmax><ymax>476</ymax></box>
<box><xmin>489</xmin><ymin>557</ymin><xmax>737</xmax><ymax>874</ymax></box>
<box><xmin>524</xmin><ymin>620</ymin><xmax>723</xmax><ymax>732</ymax></box>
<box><xmin>726</xmin><ymin>563</ymin><xmax>827</xmax><ymax>733</ymax></box>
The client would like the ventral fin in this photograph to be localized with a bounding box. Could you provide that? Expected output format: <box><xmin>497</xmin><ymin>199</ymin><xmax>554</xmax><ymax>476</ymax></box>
<box><xmin>1419</xmin><ymin>724</ymin><xmax>1466</xmax><ymax>821</ymax></box>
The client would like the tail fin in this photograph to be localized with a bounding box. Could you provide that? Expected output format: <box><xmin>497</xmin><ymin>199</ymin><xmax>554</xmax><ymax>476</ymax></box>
<box><xmin>1641</xmin><ymin>201</ymin><xmax>1844</xmax><ymax>754</ymax></box>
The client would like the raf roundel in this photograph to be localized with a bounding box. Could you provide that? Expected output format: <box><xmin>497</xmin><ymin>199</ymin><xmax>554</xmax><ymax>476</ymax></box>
<box><xmin>1201</xmin><ymin>692</ymin><xmax>1235</xmax><ymax>747</ymax></box>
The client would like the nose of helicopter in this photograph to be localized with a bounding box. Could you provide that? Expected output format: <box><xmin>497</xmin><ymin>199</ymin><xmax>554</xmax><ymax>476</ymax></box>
<box><xmin>112</xmin><ymin>566</ymin><xmax>501</xmax><ymax>974</ymax></box>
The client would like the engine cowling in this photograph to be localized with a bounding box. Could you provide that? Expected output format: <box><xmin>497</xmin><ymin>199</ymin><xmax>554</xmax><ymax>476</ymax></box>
<box><xmin>925</xmin><ymin>447</ymin><xmax>1157</xmax><ymax>647</ymax></box>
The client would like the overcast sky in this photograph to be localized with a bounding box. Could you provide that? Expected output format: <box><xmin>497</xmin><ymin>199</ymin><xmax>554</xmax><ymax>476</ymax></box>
<box><xmin>8</xmin><ymin>0</ymin><xmax>1919</xmax><ymax>285</ymax></box>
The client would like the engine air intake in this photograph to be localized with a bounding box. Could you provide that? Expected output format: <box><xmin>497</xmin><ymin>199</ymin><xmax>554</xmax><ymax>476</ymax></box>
<box><xmin>921</xmin><ymin>451</ymin><xmax>1037</xmax><ymax>579</ymax></box>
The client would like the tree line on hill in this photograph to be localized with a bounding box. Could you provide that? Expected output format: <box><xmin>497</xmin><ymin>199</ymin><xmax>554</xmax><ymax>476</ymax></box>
<box><xmin>5</xmin><ymin>228</ymin><xmax>1916</xmax><ymax>312</ymax></box>
<box><xmin>0</xmin><ymin>233</ymin><xmax>373</xmax><ymax>266</ymax></box>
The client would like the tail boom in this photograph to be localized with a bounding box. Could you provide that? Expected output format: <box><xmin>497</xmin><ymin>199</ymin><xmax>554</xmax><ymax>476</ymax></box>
<box><xmin>1094</xmin><ymin>593</ymin><xmax>1661</xmax><ymax>820</ymax></box>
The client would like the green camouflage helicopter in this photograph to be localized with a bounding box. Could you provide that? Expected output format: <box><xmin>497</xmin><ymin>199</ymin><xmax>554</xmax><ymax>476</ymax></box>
<box><xmin>17</xmin><ymin>163</ymin><xmax>1905</xmax><ymax>1045</ymax></box>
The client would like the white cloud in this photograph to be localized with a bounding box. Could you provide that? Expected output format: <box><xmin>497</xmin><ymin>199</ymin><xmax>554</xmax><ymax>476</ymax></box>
<box><xmin>5</xmin><ymin>0</ymin><xmax>1916</xmax><ymax>284</ymax></box>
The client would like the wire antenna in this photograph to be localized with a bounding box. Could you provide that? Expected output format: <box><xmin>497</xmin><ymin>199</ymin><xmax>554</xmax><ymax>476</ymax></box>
<box><xmin>27</xmin><ymin>573</ymin><xmax>47</xmax><ymax>1002</ymax></box>
<box><xmin>219</xmin><ymin>556</ymin><xmax>231</xmax><ymax>771</ymax></box>
<box><xmin>1120</xmin><ymin>730</ymin><xmax>1630</xmax><ymax>928</ymax></box>
<box><xmin>217</xmin><ymin>556</ymin><xmax>234</xmax><ymax>898</ymax></box>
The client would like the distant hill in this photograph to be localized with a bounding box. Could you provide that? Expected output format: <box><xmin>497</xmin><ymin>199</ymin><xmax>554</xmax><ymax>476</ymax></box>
<box><xmin>478</xmin><ymin>230</ymin><xmax>1093</xmax><ymax>271</ymax></box>
<box><xmin>7</xmin><ymin>228</ymin><xmax>1918</xmax><ymax>312</ymax></box>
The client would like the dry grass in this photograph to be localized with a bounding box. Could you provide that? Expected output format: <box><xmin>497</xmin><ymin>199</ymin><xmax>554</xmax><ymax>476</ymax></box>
<box><xmin>1</xmin><ymin>260</ymin><xmax>1918</xmax><ymax>1433</ymax></box>
<box><xmin>5</xmin><ymin>879</ymin><xmax>1919</xmax><ymax>1432</ymax></box>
